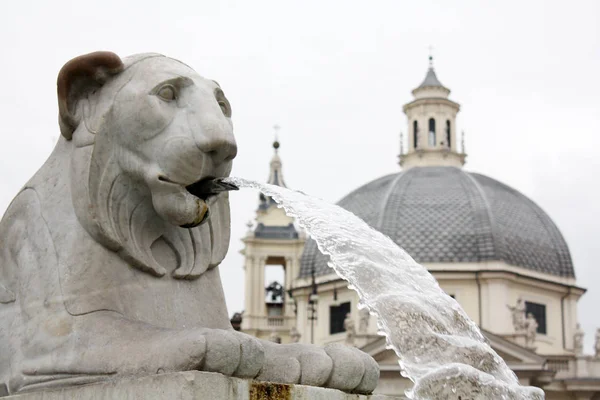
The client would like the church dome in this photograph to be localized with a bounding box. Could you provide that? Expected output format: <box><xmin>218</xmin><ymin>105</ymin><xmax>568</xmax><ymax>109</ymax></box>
<box><xmin>299</xmin><ymin>166</ymin><xmax>574</xmax><ymax>279</ymax></box>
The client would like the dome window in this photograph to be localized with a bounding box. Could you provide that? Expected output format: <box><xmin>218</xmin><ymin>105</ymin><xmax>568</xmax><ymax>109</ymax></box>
<box><xmin>446</xmin><ymin>120</ymin><xmax>451</xmax><ymax>148</ymax></box>
<box><xmin>413</xmin><ymin>120</ymin><xmax>419</xmax><ymax>149</ymax></box>
<box><xmin>428</xmin><ymin>118</ymin><xmax>436</xmax><ymax>147</ymax></box>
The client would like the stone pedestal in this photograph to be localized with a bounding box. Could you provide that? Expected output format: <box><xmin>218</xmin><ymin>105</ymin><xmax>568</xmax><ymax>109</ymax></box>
<box><xmin>3</xmin><ymin>372</ymin><xmax>403</xmax><ymax>400</ymax></box>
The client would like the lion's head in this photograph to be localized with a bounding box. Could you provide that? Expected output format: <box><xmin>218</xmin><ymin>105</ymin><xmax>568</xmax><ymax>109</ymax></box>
<box><xmin>57</xmin><ymin>52</ymin><xmax>237</xmax><ymax>279</ymax></box>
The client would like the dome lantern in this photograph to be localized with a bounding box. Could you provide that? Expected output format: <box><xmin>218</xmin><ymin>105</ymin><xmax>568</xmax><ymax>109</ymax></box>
<box><xmin>400</xmin><ymin>55</ymin><xmax>466</xmax><ymax>169</ymax></box>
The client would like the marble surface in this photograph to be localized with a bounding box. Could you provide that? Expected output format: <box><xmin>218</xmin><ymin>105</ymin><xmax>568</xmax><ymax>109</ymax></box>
<box><xmin>0</xmin><ymin>51</ymin><xmax>378</xmax><ymax>395</ymax></box>
<box><xmin>2</xmin><ymin>372</ymin><xmax>404</xmax><ymax>400</ymax></box>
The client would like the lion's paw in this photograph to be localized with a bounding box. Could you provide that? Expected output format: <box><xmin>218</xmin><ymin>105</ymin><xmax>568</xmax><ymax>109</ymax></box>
<box><xmin>200</xmin><ymin>329</ymin><xmax>265</xmax><ymax>379</ymax></box>
<box><xmin>324</xmin><ymin>343</ymin><xmax>379</xmax><ymax>394</ymax></box>
<box><xmin>255</xmin><ymin>355</ymin><xmax>302</xmax><ymax>384</ymax></box>
<box><xmin>257</xmin><ymin>341</ymin><xmax>379</xmax><ymax>394</ymax></box>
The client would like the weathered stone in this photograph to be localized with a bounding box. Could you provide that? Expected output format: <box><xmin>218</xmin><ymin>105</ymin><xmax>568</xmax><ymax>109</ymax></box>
<box><xmin>2</xmin><ymin>372</ymin><xmax>403</xmax><ymax>400</ymax></box>
<box><xmin>0</xmin><ymin>51</ymin><xmax>379</xmax><ymax>396</ymax></box>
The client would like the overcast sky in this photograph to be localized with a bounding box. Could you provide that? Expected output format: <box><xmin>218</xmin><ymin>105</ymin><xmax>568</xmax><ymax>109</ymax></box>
<box><xmin>1</xmin><ymin>0</ymin><xmax>599</xmax><ymax>350</ymax></box>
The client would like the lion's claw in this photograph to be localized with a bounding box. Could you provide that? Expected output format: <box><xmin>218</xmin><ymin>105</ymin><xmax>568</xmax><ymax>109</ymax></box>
<box><xmin>258</xmin><ymin>341</ymin><xmax>379</xmax><ymax>394</ymax></box>
<box><xmin>199</xmin><ymin>330</ymin><xmax>265</xmax><ymax>378</ymax></box>
<box><xmin>324</xmin><ymin>343</ymin><xmax>366</xmax><ymax>391</ymax></box>
<box><xmin>255</xmin><ymin>355</ymin><xmax>301</xmax><ymax>384</ymax></box>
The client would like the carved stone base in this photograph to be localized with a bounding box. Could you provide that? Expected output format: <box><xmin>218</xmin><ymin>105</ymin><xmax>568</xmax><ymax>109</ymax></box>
<box><xmin>3</xmin><ymin>372</ymin><xmax>403</xmax><ymax>400</ymax></box>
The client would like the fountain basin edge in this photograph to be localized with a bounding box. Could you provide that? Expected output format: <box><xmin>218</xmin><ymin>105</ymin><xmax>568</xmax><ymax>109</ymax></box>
<box><xmin>2</xmin><ymin>371</ymin><xmax>405</xmax><ymax>400</ymax></box>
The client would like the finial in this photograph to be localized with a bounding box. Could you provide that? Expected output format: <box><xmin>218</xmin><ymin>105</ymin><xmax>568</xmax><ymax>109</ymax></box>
<box><xmin>428</xmin><ymin>45</ymin><xmax>434</xmax><ymax>68</ymax></box>
<box><xmin>272</xmin><ymin>124</ymin><xmax>281</xmax><ymax>151</ymax></box>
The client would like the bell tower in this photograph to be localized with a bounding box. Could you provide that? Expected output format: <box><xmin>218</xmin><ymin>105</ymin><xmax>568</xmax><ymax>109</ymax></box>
<box><xmin>400</xmin><ymin>56</ymin><xmax>466</xmax><ymax>169</ymax></box>
<box><xmin>240</xmin><ymin>133</ymin><xmax>305</xmax><ymax>342</ymax></box>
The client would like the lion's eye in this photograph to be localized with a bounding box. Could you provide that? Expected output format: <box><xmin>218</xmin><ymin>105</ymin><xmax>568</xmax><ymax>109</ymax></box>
<box><xmin>218</xmin><ymin>100</ymin><xmax>231</xmax><ymax>117</ymax></box>
<box><xmin>157</xmin><ymin>85</ymin><xmax>176</xmax><ymax>101</ymax></box>
<box><xmin>215</xmin><ymin>89</ymin><xmax>232</xmax><ymax>118</ymax></box>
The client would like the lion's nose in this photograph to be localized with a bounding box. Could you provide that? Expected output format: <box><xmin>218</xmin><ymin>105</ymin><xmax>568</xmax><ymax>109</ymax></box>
<box><xmin>205</xmin><ymin>139</ymin><xmax>237</xmax><ymax>163</ymax></box>
<box><xmin>191</xmin><ymin>115</ymin><xmax>238</xmax><ymax>164</ymax></box>
<box><xmin>197</xmin><ymin>137</ymin><xmax>238</xmax><ymax>164</ymax></box>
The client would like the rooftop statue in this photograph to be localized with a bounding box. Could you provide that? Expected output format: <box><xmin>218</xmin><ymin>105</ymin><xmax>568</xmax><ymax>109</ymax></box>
<box><xmin>0</xmin><ymin>52</ymin><xmax>378</xmax><ymax>395</ymax></box>
<box><xmin>574</xmin><ymin>323</ymin><xmax>585</xmax><ymax>356</ymax></box>
<box><xmin>507</xmin><ymin>297</ymin><xmax>526</xmax><ymax>333</ymax></box>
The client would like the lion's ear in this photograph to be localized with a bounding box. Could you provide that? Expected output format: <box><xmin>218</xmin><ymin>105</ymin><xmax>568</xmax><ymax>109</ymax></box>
<box><xmin>57</xmin><ymin>51</ymin><xmax>124</xmax><ymax>140</ymax></box>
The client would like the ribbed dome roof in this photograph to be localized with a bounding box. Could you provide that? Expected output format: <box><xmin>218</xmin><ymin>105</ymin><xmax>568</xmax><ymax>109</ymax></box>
<box><xmin>300</xmin><ymin>167</ymin><xmax>574</xmax><ymax>279</ymax></box>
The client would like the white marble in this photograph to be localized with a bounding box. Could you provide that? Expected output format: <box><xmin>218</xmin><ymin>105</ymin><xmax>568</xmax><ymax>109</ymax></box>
<box><xmin>0</xmin><ymin>52</ymin><xmax>378</xmax><ymax>396</ymax></box>
<box><xmin>2</xmin><ymin>372</ymin><xmax>403</xmax><ymax>400</ymax></box>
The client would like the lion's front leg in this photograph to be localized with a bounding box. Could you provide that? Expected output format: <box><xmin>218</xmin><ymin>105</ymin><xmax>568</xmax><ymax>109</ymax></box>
<box><xmin>14</xmin><ymin>312</ymin><xmax>265</xmax><ymax>393</ymax></box>
<box><xmin>255</xmin><ymin>340</ymin><xmax>380</xmax><ymax>394</ymax></box>
<box><xmin>67</xmin><ymin>312</ymin><xmax>266</xmax><ymax>379</ymax></box>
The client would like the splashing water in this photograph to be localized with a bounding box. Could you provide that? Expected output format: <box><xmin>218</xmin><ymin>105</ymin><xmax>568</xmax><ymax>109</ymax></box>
<box><xmin>227</xmin><ymin>178</ymin><xmax>544</xmax><ymax>400</ymax></box>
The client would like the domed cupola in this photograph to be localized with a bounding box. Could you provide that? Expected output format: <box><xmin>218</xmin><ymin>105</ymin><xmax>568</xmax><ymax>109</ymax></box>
<box><xmin>300</xmin><ymin>167</ymin><xmax>575</xmax><ymax>279</ymax></box>
<box><xmin>300</xmin><ymin>56</ymin><xmax>575</xmax><ymax>282</ymax></box>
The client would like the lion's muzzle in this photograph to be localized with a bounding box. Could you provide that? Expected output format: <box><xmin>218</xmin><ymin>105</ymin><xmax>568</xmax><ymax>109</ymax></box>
<box><xmin>179</xmin><ymin>178</ymin><xmax>238</xmax><ymax>228</ymax></box>
<box><xmin>150</xmin><ymin>176</ymin><xmax>237</xmax><ymax>229</ymax></box>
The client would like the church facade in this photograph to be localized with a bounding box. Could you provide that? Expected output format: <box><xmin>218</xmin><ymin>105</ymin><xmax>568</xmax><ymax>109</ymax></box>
<box><xmin>236</xmin><ymin>58</ymin><xmax>600</xmax><ymax>399</ymax></box>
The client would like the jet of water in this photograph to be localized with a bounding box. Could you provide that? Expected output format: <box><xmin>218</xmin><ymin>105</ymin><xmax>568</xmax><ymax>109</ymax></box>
<box><xmin>227</xmin><ymin>178</ymin><xmax>545</xmax><ymax>400</ymax></box>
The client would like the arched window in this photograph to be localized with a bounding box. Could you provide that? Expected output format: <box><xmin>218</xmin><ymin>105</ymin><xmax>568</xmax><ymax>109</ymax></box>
<box><xmin>428</xmin><ymin>118</ymin><xmax>436</xmax><ymax>147</ymax></box>
<box><xmin>413</xmin><ymin>120</ymin><xmax>419</xmax><ymax>149</ymax></box>
<box><xmin>446</xmin><ymin>120</ymin><xmax>451</xmax><ymax>148</ymax></box>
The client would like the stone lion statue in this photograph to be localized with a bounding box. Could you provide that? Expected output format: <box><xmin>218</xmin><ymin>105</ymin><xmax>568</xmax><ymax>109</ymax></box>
<box><xmin>0</xmin><ymin>52</ymin><xmax>378</xmax><ymax>395</ymax></box>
